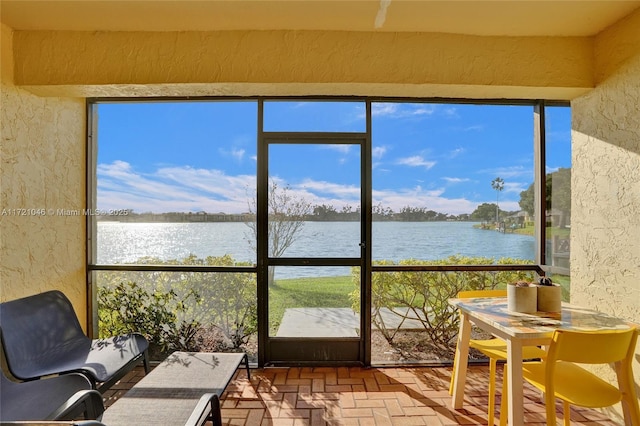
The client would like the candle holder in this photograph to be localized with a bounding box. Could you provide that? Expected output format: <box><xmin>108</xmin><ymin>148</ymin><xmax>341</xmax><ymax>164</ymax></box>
<box><xmin>536</xmin><ymin>277</ymin><xmax>562</xmax><ymax>313</ymax></box>
<box><xmin>507</xmin><ymin>281</ymin><xmax>537</xmax><ymax>313</ymax></box>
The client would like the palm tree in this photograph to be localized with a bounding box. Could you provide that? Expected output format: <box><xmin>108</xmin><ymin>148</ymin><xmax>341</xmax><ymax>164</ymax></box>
<box><xmin>491</xmin><ymin>177</ymin><xmax>505</xmax><ymax>223</ymax></box>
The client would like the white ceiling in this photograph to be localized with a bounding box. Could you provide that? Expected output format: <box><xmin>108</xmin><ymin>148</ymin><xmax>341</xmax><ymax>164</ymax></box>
<box><xmin>1</xmin><ymin>0</ymin><xmax>639</xmax><ymax>36</ymax></box>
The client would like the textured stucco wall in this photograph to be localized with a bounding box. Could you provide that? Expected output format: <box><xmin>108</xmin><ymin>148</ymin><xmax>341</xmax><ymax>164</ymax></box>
<box><xmin>12</xmin><ymin>30</ymin><xmax>593</xmax><ymax>100</ymax></box>
<box><xmin>594</xmin><ymin>7</ymin><xmax>640</xmax><ymax>84</ymax></box>
<box><xmin>572</xmin><ymin>53</ymin><xmax>640</xmax><ymax>424</ymax></box>
<box><xmin>0</xmin><ymin>23</ymin><xmax>87</xmax><ymax>323</ymax></box>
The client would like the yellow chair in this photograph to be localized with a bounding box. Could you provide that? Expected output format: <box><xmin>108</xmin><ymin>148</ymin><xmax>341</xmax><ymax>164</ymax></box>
<box><xmin>449</xmin><ymin>289</ymin><xmax>546</xmax><ymax>426</ymax></box>
<box><xmin>500</xmin><ymin>327</ymin><xmax>640</xmax><ymax>426</ymax></box>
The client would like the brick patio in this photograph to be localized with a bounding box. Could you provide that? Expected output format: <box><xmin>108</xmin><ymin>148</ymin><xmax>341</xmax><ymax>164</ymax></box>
<box><xmin>104</xmin><ymin>364</ymin><xmax>617</xmax><ymax>426</ymax></box>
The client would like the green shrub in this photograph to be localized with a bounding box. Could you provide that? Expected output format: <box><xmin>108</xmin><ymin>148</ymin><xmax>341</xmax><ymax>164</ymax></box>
<box><xmin>351</xmin><ymin>255</ymin><xmax>535</xmax><ymax>349</ymax></box>
<box><xmin>183</xmin><ymin>255</ymin><xmax>257</xmax><ymax>349</ymax></box>
<box><xmin>97</xmin><ymin>254</ymin><xmax>257</xmax><ymax>356</ymax></box>
<box><xmin>98</xmin><ymin>281</ymin><xmax>201</xmax><ymax>358</ymax></box>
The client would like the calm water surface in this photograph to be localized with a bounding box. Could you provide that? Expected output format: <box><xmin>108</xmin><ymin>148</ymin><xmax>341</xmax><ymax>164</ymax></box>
<box><xmin>98</xmin><ymin>221</ymin><xmax>534</xmax><ymax>278</ymax></box>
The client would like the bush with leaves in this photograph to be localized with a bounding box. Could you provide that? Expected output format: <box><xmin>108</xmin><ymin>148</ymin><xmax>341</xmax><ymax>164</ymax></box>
<box><xmin>179</xmin><ymin>254</ymin><xmax>257</xmax><ymax>350</ymax></box>
<box><xmin>350</xmin><ymin>255</ymin><xmax>536</xmax><ymax>351</ymax></box>
<box><xmin>97</xmin><ymin>254</ymin><xmax>257</xmax><ymax>355</ymax></box>
<box><xmin>98</xmin><ymin>281</ymin><xmax>201</xmax><ymax>358</ymax></box>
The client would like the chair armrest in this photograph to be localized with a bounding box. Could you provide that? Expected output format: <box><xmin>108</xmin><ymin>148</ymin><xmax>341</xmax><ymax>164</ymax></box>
<box><xmin>185</xmin><ymin>393</ymin><xmax>222</xmax><ymax>426</ymax></box>
<box><xmin>47</xmin><ymin>390</ymin><xmax>105</xmax><ymax>421</ymax></box>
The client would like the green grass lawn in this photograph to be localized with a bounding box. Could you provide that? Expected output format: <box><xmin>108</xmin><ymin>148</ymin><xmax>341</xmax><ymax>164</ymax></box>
<box><xmin>267</xmin><ymin>269</ymin><xmax>571</xmax><ymax>333</ymax></box>
<box><xmin>549</xmin><ymin>273</ymin><xmax>571</xmax><ymax>301</ymax></box>
<box><xmin>510</xmin><ymin>224</ymin><xmax>571</xmax><ymax>240</ymax></box>
<box><xmin>269</xmin><ymin>275</ymin><xmax>353</xmax><ymax>332</ymax></box>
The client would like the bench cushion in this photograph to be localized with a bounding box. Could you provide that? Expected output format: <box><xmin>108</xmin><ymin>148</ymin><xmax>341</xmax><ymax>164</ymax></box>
<box><xmin>101</xmin><ymin>352</ymin><xmax>247</xmax><ymax>426</ymax></box>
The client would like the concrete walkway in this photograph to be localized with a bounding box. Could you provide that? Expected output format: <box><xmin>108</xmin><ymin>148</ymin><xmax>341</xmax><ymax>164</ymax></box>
<box><xmin>276</xmin><ymin>307</ymin><xmax>428</xmax><ymax>337</ymax></box>
<box><xmin>277</xmin><ymin>308</ymin><xmax>359</xmax><ymax>337</ymax></box>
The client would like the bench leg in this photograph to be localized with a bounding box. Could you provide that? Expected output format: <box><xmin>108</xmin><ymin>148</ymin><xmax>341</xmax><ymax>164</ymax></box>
<box><xmin>187</xmin><ymin>393</ymin><xmax>223</xmax><ymax>426</ymax></box>
<box><xmin>210</xmin><ymin>394</ymin><xmax>222</xmax><ymax>426</ymax></box>
<box><xmin>142</xmin><ymin>349</ymin><xmax>150</xmax><ymax>374</ymax></box>
<box><xmin>242</xmin><ymin>353</ymin><xmax>251</xmax><ymax>380</ymax></box>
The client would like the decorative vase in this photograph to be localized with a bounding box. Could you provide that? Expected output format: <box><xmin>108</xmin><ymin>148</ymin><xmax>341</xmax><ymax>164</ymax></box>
<box><xmin>507</xmin><ymin>283</ymin><xmax>537</xmax><ymax>314</ymax></box>
<box><xmin>537</xmin><ymin>284</ymin><xmax>562</xmax><ymax>313</ymax></box>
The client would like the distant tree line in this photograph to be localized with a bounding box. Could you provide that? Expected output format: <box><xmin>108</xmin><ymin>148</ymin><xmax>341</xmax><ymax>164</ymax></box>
<box><xmin>99</xmin><ymin>206</ymin><xmax>479</xmax><ymax>223</ymax></box>
<box><xmin>97</xmin><ymin>168</ymin><xmax>570</xmax><ymax>224</ymax></box>
<box><xmin>98</xmin><ymin>203</ymin><xmax>515</xmax><ymax>223</ymax></box>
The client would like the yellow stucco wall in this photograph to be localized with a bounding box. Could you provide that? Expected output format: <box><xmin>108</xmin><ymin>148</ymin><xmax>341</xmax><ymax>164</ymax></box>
<box><xmin>571</xmin><ymin>55</ymin><xmax>640</xmax><ymax>423</ymax></box>
<box><xmin>1</xmin><ymin>23</ymin><xmax>87</xmax><ymax>323</ymax></box>
<box><xmin>12</xmin><ymin>30</ymin><xmax>594</xmax><ymax>100</ymax></box>
<box><xmin>594</xmin><ymin>7</ymin><xmax>640</xmax><ymax>84</ymax></box>
<box><xmin>571</xmin><ymin>25</ymin><xmax>640</xmax><ymax>425</ymax></box>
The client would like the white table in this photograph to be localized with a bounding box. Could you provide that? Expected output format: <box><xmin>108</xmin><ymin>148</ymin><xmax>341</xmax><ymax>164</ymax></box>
<box><xmin>449</xmin><ymin>297</ymin><xmax>638</xmax><ymax>426</ymax></box>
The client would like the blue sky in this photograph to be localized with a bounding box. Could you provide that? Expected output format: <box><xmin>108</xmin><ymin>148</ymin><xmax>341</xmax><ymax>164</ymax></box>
<box><xmin>96</xmin><ymin>101</ymin><xmax>570</xmax><ymax>215</ymax></box>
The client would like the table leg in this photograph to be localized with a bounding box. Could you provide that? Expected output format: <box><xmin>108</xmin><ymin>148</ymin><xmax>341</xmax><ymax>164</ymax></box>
<box><xmin>507</xmin><ymin>339</ymin><xmax>524</xmax><ymax>426</ymax></box>
<box><xmin>452</xmin><ymin>312</ymin><xmax>471</xmax><ymax>409</ymax></box>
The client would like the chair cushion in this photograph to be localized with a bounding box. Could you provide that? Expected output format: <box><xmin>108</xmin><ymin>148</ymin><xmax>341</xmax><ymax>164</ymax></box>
<box><xmin>85</xmin><ymin>333</ymin><xmax>149</xmax><ymax>382</ymax></box>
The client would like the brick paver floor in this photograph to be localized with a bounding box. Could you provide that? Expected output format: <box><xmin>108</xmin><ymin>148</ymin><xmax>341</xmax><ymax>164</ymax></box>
<box><xmin>104</xmin><ymin>364</ymin><xmax>618</xmax><ymax>426</ymax></box>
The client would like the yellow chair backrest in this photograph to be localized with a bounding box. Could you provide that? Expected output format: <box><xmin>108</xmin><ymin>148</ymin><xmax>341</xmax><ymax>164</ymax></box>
<box><xmin>549</xmin><ymin>328</ymin><xmax>638</xmax><ymax>365</ymax></box>
<box><xmin>458</xmin><ymin>289</ymin><xmax>507</xmax><ymax>299</ymax></box>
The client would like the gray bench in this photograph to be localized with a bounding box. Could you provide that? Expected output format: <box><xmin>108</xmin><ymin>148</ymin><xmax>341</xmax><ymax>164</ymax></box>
<box><xmin>100</xmin><ymin>351</ymin><xmax>249</xmax><ymax>426</ymax></box>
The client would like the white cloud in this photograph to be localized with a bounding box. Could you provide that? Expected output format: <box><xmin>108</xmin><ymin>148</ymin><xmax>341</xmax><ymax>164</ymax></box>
<box><xmin>218</xmin><ymin>146</ymin><xmax>246</xmax><ymax>162</ymax></box>
<box><xmin>372</xmin><ymin>186</ymin><xmax>477</xmax><ymax>215</ymax></box>
<box><xmin>322</xmin><ymin>144</ymin><xmax>351</xmax><ymax>154</ymax></box>
<box><xmin>372</xmin><ymin>146</ymin><xmax>387</xmax><ymax>159</ymax></box>
<box><xmin>371</xmin><ymin>103</ymin><xmax>437</xmax><ymax>118</ymax></box>
<box><xmin>502</xmin><ymin>181</ymin><xmax>528</xmax><ymax>194</ymax></box>
<box><xmin>231</xmin><ymin>148</ymin><xmax>245</xmax><ymax>161</ymax></box>
<box><xmin>297</xmin><ymin>179</ymin><xmax>360</xmax><ymax>198</ymax></box>
<box><xmin>461</xmin><ymin>125</ymin><xmax>484</xmax><ymax>132</ymax></box>
<box><xmin>97</xmin><ymin>161</ymin><xmax>255</xmax><ymax>213</ymax></box>
<box><xmin>372</xmin><ymin>103</ymin><xmax>399</xmax><ymax>117</ymax></box>
<box><xmin>396</xmin><ymin>155</ymin><xmax>436</xmax><ymax>170</ymax></box>
<box><xmin>448</xmin><ymin>147</ymin><xmax>465</xmax><ymax>158</ymax></box>
<box><xmin>442</xmin><ymin>177</ymin><xmax>470</xmax><ymax>184</ymax></box>
<box><xmin>98</xmin><ymin>160</ymin><xmax>522</xmax><ymax>217</ymax></box>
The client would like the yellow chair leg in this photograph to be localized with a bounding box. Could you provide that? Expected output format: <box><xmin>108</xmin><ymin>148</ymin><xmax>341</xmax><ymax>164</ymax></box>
<box><xmin>488</xmin><ymin>358</ymin><xmax>496</xmax><ymax>425</ymax></box>
<box><xmin>563</xmin><ymin>400</ymin><xmax>571</xmax><ymax>426</ymax></box>
<box><xmin>621</xmin><ymin>393</ymin><xmax>640</xmax><ymax>426</ymax></box>
<box><xmin>619</xmin><ymin>363</ymin><xmax>640</xmax><ymax>426</ymax></box>
<box><xmin>449</xmin><ymin>347</ymin><xmax>458</xmax><ymax>396</ymax></box>
<box><xmin>544</xmin><ymin>384</ymin><xmax>558</xmax><ymax>426</ymax></box>
<box><xmin>499</xmin><ymin>365</ymin><xmax>507</xmax><ymax>426</ymax></box>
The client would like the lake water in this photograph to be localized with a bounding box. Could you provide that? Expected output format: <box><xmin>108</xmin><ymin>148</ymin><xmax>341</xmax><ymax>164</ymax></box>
<box><xmin>97</xmin><ymin>221</ymin><xmax>534</xmax><ymax>278</ymax></box>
